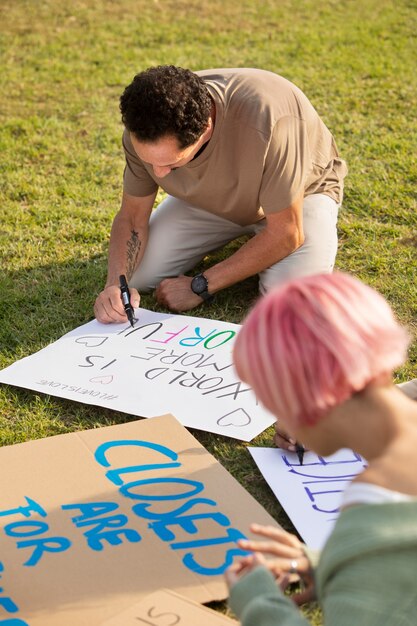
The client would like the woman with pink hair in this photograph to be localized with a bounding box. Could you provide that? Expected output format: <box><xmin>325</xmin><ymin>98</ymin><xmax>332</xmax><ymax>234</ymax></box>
<box><xmin>225</xmin><ymin>272</ymin><xmax>417</xmax><ymax>626</ymax></box>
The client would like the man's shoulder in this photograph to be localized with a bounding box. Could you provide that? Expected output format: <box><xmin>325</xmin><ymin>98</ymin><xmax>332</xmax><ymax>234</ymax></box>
<box><xmin>196</xmin><ymin>68</ymin><xmax>299</xmax><ymax>105</ymax></box>
<box><xmin>196</xmin><ymin>68</ymin><xmax>303</xmax><ymax>127</ymax></box>
<box><xmin>196</xmin><ymin>67</ymin><xmax>285</xmax><ymax>84</ymax></box>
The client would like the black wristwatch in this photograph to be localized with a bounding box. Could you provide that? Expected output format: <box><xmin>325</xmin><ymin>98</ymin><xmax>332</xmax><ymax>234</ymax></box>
<box><xmin>191</xmin><ymin>273</ymin><xmax>213</xmax><ymax>303</ymax></box>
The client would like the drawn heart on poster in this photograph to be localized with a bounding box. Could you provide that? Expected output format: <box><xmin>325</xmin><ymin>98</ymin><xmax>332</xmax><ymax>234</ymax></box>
<box><xmin>75</xmin><ymin>336</ymin><xmax>108</xmax><ymax>348</ymax></box>
<box><xmin>217</xmin><ymin>408</ymin><xmax>251</xmax><ymax>427</ymax></box>
<box><xmin>90</xmin><ymin>375</ymin><xmax>114</xmax><ymax>385</ymax></box>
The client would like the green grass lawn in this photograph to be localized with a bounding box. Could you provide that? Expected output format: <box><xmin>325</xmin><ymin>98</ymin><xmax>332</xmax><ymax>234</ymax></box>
<box><xmin>0</xmin><ymin>0</ymin><xmax>416</xmax><ymax>622</ymax></box>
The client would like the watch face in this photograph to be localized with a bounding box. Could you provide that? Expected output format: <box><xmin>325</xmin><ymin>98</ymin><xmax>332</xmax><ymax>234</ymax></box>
<box><xmin>191</xmin><ymin>274</ymin><xmax>208</xmax><ymax>295</ymax></box>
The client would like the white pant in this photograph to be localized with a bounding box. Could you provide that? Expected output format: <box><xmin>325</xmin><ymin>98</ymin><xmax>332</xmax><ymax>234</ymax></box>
<box><xmin>397</xmin><ymin>379</ymin><xmax>417</xmax><ymax>401</ymax></box>
<box><xmin>131</xmin><ymin>193</ymin><xmax>340</xmax><ymax>294</ymax></box>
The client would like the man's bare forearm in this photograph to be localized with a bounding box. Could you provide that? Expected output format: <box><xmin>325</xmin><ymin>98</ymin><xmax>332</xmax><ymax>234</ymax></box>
<box><xmin>104</xmin><ymin>192</ymin><xmax>155</xmax><ymax>288</ymax></box>
<box><xmin>105</xmin><ymin>214</ymin><xmax>148</xmax><ymax>287</ymax></box>
<box><xmin>205</xmin><ymin>202</ymin><xmax>304</xmax><ymax>294</ymax></box>
<box><xmin>125</xmin><ymin>227</ymin><xmax>142</xmax><ymax>279</ymax></box>
<box><xmin>205</xmin><ymin>227</ymin><xmax>302</xmax><ymax>292</ymax></box>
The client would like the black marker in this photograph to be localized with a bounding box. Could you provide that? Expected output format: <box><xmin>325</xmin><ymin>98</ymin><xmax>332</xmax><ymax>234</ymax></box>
<box><xmin>295</xmin><ymin>442</ymin><xmax>305</xmax><ymax>466</ymax></box>
<box><xmin>119</xmin><ymin>274</ymin><xmax>136</xmax><ymax>328</ymax></box>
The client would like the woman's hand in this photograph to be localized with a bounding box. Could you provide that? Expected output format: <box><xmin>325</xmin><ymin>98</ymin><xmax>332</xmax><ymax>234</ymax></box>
<box><xmin>274</xmin><ymin>422</ymin><xmax>297</xmax><ymax>451</ymax></box>
<box><xmin>237</xmin><ymin>524</ymin><xmax>316</xmax><ymax>605</ymax></box>
<box><xmin>225</xmin><ymin>553</ymin><xmax>266</xmax><ymax>590</ymax></box>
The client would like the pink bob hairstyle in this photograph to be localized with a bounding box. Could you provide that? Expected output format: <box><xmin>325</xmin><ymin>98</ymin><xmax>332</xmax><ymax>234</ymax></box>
<box><xmin>233</xmin><ymin>272</ymin><xmax>410</xmax><ymax>427</ymax></box>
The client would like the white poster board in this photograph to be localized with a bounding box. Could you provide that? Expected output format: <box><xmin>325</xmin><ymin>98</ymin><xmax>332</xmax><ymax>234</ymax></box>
<box><xmin>249</xmin><ymin>447</ymin><xmax>367</xmax><ymax>549</ymax></box>
<box><xmin>0</xmin><ymin>308</ymin><xmax>275</xmax><ymax>440</ymax></box>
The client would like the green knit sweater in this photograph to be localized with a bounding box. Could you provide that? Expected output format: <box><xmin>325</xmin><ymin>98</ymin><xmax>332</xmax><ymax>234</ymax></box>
<box><xmin>229</xmin><ymin>502</ymin><xmax>417</xmax><ymax>625</ymax></box>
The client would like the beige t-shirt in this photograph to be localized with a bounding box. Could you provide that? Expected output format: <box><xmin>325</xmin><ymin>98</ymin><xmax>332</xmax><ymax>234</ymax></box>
<box><xmin>123</xmin><ymin>68</ymin><xmax>347</xmax><ymax>226</ymax></box>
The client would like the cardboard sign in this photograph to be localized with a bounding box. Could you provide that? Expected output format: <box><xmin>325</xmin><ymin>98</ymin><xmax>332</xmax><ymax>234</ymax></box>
<box><xmin>0</xmin><ymin>308</ymin><xmax>275</xmax><ymax>441</ymax></box>
<box><xmin>0</xmin><ymin>414</ymin><xmax>278</xmax><ymax>625</ymax></box>
<box><xmin>249</xmin><ymin>447</ymin><xmax>367</xmax><ymax>549</ymax></box>
<box><xmin>101</xmin><ymin>589</ymin><xmax>237</xmax><ymax>625</ymax></box>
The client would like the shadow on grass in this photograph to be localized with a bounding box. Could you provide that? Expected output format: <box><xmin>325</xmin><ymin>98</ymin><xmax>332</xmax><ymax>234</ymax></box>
<box><xmin>0</xmin><ymin>255</ymin><xmax>106</xmax><ymax>359</ymax></box>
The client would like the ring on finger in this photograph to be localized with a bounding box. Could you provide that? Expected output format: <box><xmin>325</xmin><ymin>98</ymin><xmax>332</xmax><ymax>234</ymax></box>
<box><xmin>289</xmin><ymin>559</ymin><xmax>298</xmax><ymax>574</ymax></box>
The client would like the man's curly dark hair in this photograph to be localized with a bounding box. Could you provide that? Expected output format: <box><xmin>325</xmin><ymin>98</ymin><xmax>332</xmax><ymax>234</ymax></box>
<box><xmin>120</xmin><ymin>65</ymin><xmax>212</xmax><ymax>149</ymax></box>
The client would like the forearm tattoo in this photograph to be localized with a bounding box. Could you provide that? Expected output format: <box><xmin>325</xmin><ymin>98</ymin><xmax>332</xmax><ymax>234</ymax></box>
<box><xmin>126</xmin><ymin>229</ymin><xmax>141</xmax><ymax>279</ymax></box>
